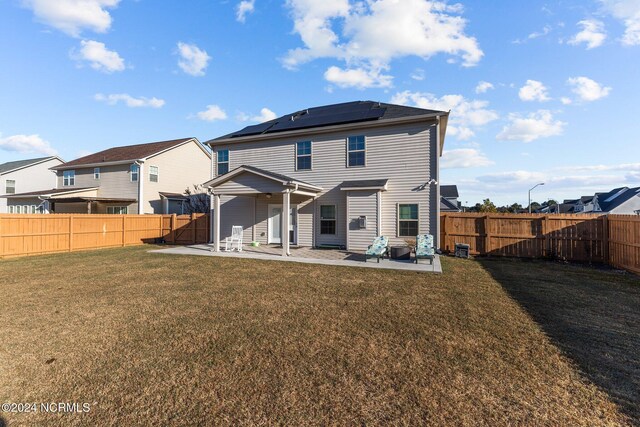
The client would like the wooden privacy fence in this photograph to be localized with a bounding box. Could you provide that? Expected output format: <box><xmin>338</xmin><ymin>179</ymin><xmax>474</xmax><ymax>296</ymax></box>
<box><xmin>0</xmin><ymin>213</ymin><xmax>209</xmax><ymax>258</ymax></box>
<box><xmin>441</xmin><ymin>213</ymin><xmax>640</xmax><ymax>274</ymax></box>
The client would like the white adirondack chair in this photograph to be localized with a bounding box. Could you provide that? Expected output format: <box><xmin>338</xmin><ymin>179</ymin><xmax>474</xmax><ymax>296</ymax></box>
<box><xmin>224</xmin><ymin>226</ymin><xmax>244</xmax><ymax>252</ymax></box>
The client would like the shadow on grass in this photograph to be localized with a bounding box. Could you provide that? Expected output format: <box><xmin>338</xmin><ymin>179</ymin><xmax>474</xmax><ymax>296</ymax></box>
<box><xmin>0</xmin><ymin>415</ymin><xmax>5</xmax><ymax>427</ymax></box>
<box><xmin>477</xmin><ymin>257</ymin><xmax>640</xmax><ymax>425</ymax></box>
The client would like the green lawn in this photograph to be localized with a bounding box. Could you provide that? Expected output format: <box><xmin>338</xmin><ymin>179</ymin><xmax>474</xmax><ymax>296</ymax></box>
<box><xmin>0</xmin><ymin>246</ymin><xmax>637</xmax><ymax>426</ymax></box>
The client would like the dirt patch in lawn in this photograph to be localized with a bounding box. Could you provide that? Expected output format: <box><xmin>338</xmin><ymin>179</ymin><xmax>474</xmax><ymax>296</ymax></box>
<box><xmin>0</xmin><ymin>246</ymin><xmax>633</xmax><ymax>426</ymax></box>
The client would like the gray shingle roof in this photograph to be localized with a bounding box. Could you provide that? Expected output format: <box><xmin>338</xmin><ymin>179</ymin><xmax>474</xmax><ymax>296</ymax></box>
<box><xmin>440</xmin><ymin>185</ymin><xmax>459</xmax><ymax>198</ymax></box>
<box><xmin>0</xmin><ymin>157</ymin><xmax>54</xmax><ymax>174</ymax></box>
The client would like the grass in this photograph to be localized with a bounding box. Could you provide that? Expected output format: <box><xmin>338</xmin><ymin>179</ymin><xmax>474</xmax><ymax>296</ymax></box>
<box><xmin>0</xmin><ymin>246</ymin><xmax>637</xmax><ymax>426</ymax></box>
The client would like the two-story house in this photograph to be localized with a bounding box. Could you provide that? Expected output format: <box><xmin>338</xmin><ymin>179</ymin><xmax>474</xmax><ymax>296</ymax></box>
<box><xmin>0</xmin><ymin>156</ymin><xmax>64</xmax><ymax>213</ymax></box>
<box><xmin>5</xmin><ymin>138</ymin><xmax>211</xmax><ymax>214</ymax></box>
<box><xmin>203</xmin><ymin>101</ymin><xmax>448</xmax><ymax>254</ymax></box>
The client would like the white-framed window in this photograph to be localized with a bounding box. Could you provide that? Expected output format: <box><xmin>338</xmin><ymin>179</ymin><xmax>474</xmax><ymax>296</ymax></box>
<box><xmin>217</xmin><ymin>149</ymin><xmax>229</xmax><ymax>175</ymax></box>
<box><xmin>296</xmin><ymin>141</ymin><xmax>312</xmax><ymax>170</ymax></box>
<box><xmin>5</xmin><ymin>179</ymin><xmax>15</xmax><ymax>194</ymax></box>
<box><xmin>8</xmin><ymin>205</ymin><xmax>14</xmax><ymax>213</ymax></box>
<box><xmin>149</xmin><ymin>166</ymin><xmax>159</xmax><ymax>183</ymax></box>
<box><xmin>398</xmin><ymin>204</ymin><xmax>419</xmax><ymax>237</ymax></box>
<box><xmin>63</xmin><ymin>170</ymin><xmax>75</xmax><ymax>186</ymax></box>
<box><xmin>107</xmin><ymin>206</ymin><xmax>128</xmax><ymax>214</ymax></box>
<box><xmin>130</xmin><ymin>164</ymin><xmax>139</xmax><ymax>182</ymax></box>
<box><xmin>320</xmin><ymin>205</ymin><xmax>337</xmax><ymax>235</ymax></box>
<box><xmin>30</xmin><ymin>205</ymin><xmax>36</xmax><ymax>214</ymax></box>
<box><xmin>15</xmin><ymin>205</ymin><xmax>22</xmax><ymax>214</ymax></box>
<box><xmin>347</xmin><ymin>135</ymin><xmax>365</xmax><ymax>167</ymax></box>
<box><xmin>94</xmin><ymin>167</ymin><xmax>100</xmax><ymax>180</ymax></box>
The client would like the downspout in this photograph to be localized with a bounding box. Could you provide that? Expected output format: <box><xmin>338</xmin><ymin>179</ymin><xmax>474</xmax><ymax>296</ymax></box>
<box><xmin>286</xmin><ymin>183</ymin><xmax>298</xmax><ymax>255</ymax></box>
<box><xmin>135</xmin><ymin>160</ymin><xmax>145</xmax><ymax>214</ymax></box>
<box><xmin>37</xmin><ymin>195</ymin><xmax>49</xmax><ymax>214</ymax></box>
<box><xmin>435</xmin><ymin>116</ymin><xmax>441</xmax><ymax>251</ymax></box>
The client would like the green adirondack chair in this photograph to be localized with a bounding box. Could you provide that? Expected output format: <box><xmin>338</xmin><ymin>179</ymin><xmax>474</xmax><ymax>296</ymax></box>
<box><xmin>365</xmin><ymin>236</ymin><xmax>389</xmax><ymax>263</ymax></box>
<box><xmin>415</xmin><ymin>234</ymin><xmax>435</xmax><ymax>264</ymax></box>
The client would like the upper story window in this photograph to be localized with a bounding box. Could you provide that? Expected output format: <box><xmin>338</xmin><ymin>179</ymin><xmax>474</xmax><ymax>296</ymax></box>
<box><xmin>94</xmin><ymin>168</ymin><xmax>100</xmax><ymax>180</ymax></box>
<box><xmin>130</xmin><ymin>164</ymin><xmax>139</xmax><ymax>182</ymax></box>
<box><xmin>217</xmin><ymin>149</ymin><xmax>229</xmax><ymax>175</ymax></box>
<box><xmin>347</xmin><ymin>136</ymin><xmax>365</xmax><ymax>167</ymax></box>
<box><xmin>5</xmin><ymin>179</ymin><xmax>15</xmax><ymax>194</ymax></box>
<box><xmin>296</xmin><ymin>141</ymin><xmax>312</xmax><ymax>170</ymax></box>
<box><xmin>149</xmin><ymin>166</ymin><xmax>159</xmax><ymax>183</ymax></box>
<box><xmin>398</xmin><ymin>204</ymin><xmax>419</xmax><ymax>237</ymax></box>
<box><xmin>63</xmin><ymin>170</ymin><xmax>75</xmax><ymax>186</ymax></box>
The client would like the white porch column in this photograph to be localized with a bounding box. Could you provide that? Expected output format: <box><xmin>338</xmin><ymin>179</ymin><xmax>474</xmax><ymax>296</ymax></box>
<box><xmin>213</xmin><ymin>194</ymin><xmax>221</xmax><ymax>252</ymax></box>
<box><xmin>282</xmin><ymin>190</ymin><xmax>290</xmax><ymax>256</ymax></box>
<box><xmin>209</xmin><ymin>193</ymin><xmax>214</xmax><ymax>244</ymax></box>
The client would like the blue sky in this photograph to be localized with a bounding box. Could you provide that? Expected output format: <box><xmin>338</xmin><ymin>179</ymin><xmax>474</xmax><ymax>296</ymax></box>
<box><xmin>1</xmin><ymin>0</ymin><xmax>639</xmax><ymax>205</ymax></box>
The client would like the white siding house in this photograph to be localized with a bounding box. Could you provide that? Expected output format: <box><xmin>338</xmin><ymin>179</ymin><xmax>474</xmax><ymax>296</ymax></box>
<box><xmin>0</xmin><ymin>156</ymin><xmax>64</xmax><ymax>213</ymax></box>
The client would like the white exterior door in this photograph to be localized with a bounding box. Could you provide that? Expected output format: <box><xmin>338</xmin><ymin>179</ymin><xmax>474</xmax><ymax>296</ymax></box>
<box><xmin>268</xmin><ymin>204</ymin><xmax>297</xmax><ymax>245</ymax></box>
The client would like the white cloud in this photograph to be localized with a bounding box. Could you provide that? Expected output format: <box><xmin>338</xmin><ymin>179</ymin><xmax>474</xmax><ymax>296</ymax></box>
<box><xmin>324</xmin><ymin>65</ymin><xmax>393</xmax><ymax>89</ymax></box>
<box><xmin>21</xmin><ymin>0</ymin><xmax>120</xmax><ymax>37</ymax></box>
<box><xmin>252</xmin><ymin>108</ymin><xmax>277</xmax><ymax>122</ymax></box>
<box><xmin>560</xmin><ymin>97</ymin><xmax>573</xmax><ymax>105</ymax></box>
<box><xmin>94</xmin><ymin>93</ymin><xmax>165</xmax><ymax>108</ymax></box>
<box><xmin>391</xmin><ymin>91</ymin><xmax>498</xmax><ymax>140</ymax></box>
<box><xmin>283</xmin><ymin>0</ymin><xmax>483</xmax><ymax>88</ymax></box>
<box><xmin>497</xmin><ymin>110</ymin><xmax>566</xmax><ymax>142</ymax></box>
<box><xmin>72</xmin><ymin>39</ymin><xmax>125</xmax><ymax>73</ymax></box>
<box><xmin>567</xmin><ymin>76</ymin><xmax>611</xmax><ymax>102</ymax></box>
<box><xmin>475</xmin><ymin>81</ymin><xmax>494</xmax><ymax>94</ymax></box>
<box><xmin>411</xmin><ymin>68</ymin><xmax>425</xmax><ymax>81</ymax></box>
<box><xmin>441</xmin><ymin>148</ymin><xmax>494</xmax><ymax>169</ymax></box>
<box><xmin>518</xmin><ymin>80</ymin><xmax>551</xmax><ymax>102</ymax></box>
<box><xmin>196</xmin><ymin>105</ymin><xmax>228</xmax><ymax>122</ymax></box>
<box><xmin>0</xmin><ymin>133</ymin><xmax>57</xmax><ymax>156</ymax></box>
<box><xmin>176</xmin><ymin>42</ymin><xmax>211</xmax><ymax>77</ymax></box>
<box><xmin>236</xmin><ymin>0</ymin><xmax>255</xmax><ymax>23</ymax></box>
<box><xmin>600</xmin><ymin>0</ymin><xmax>640</xmax><ymax>45</ymax></box>
<box><xmin>512</xmin><ymin>25</ymin><xmax>552</xmax><ymax>44</ymax></box>
<box><xmin>568</xmin><ymin>19</ymin><xmax>607</xmax><ymax>49</ymax></box>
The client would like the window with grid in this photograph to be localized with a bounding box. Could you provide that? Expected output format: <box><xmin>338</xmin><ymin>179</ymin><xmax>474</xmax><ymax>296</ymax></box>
<box><xmin>347</xmin><ymin>136</ymin><xmax>365</xmax><ymax>167</ymax></box>
<box><xmin>296</xmin><ymin>141</ymin><xmax>312</xmax><ymax>170</ymax></box>
<box><xmin>63</xmin><ymin>170</ymin><xmax>75</xmax><ymax>186</ymax></box>
<box><xmin>320</xmin><ymin>205</ymin><xmax>336</xmax><ymax>235</ymax></box>
<box><xmin>149</xmin><ymin>166</ymin><xmax>159</xmax><ymax>182</ymax></box>
<box><xmin>5</xmin><ymin>179</ymin><xmax>15</xmax><ymax>194</ymax></box>
<box><xmin>217</xmin><ymin>150</ymin><xmax>229</xmax><ymax>175</ymax></box>
<box><xmin>130</xmin><ymin>164</ymin><xmax>139</xmax><ymax>182</ymax></box>
<box><xmin>398</xmin><ymin>204</ymin><xmax>419</xmax><ymax>237</ymax></box>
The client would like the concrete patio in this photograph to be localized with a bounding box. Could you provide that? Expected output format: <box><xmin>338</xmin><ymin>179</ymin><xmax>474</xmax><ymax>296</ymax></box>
<box><xmin>150</xmin><ymin>244</ymin><xmax>443</xmax><ymax>273</ymax></box>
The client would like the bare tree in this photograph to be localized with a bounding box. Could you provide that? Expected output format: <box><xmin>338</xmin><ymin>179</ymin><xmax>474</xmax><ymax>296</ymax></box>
<box><xmin>182</xmin><ymin>184</ymin><xmax>210</xmax><ymax>214</ymax></box>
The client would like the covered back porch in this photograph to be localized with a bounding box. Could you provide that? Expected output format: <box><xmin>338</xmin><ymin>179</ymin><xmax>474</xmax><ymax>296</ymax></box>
<box><xmin>204</xmin><ymin>165</ymin><xmax>323</xmax><ymax>256</ymax></box>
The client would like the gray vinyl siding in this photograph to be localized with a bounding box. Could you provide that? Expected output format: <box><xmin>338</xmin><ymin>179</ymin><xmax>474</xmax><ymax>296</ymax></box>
<box><xmin>346</xmin><ymin>190</ymin><xmax>378</xmax><ymax>251</ymax></box>
<box><xmin>56</xmin><ymin>164</ymin><xmax>138</xmax><ymax>200</ymax></box>
<box><xmin>212</xmin><ymin>120</ymin><xmax>437</xmax><ymax>248</ymax></box>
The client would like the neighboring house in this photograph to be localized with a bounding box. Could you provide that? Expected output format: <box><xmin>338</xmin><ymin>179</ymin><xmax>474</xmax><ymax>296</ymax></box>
<box><xmin>0</xmin><ymin>156</ymin><xmax>64</xmax><ymax>213</ymax></box>
<box><xmin>5</xmin><ymin>138</ymin><xmax>211</xmax><ymax>214</ymax></box>
<box><xmin>203</xmin><ymin>101</ymin><xmax>449</xmax><ymax>254</ymax></box>
<box><xmin>440</xmin><ymin>185</ymin><xmax>461</xmax><ymax>212</ymax></box>
<box><xmin>548</xmin><ymin>187</ymin><xmax>640</xmax><ymax>215</ymax></box>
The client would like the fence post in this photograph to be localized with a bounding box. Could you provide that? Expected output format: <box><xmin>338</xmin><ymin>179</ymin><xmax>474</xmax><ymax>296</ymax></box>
<box><xmin>69</xmin><ymin>215</ymin><xmax>74</xmax><ymax>252</ymax></box>
<box><xmin>484</xmin><ymin>215</ymin><xmax>491</xmax><ymax>255</ymax></box>
<box><xmin>0</xmin><ymin>215</ymin><xmax>3</xmax><ymax>259</ymax></box>
<box><xmin>602</xmin><ymin>215</ymin><xmax>609</xmax><ymax>264</ymax></box>
<box><xmin>543</xmin><ymin>215</ymin><xmax>550</xmax><ymax>258</ymax></box>
<box><xmin>122</xmin><ymin>215</ymin><xmax>126</xmax><ymax>247</ymax></box>
<box><xmin>170</xmin><ymin>214</ymin><xmax>177</xmax><ymax>244</ymax></box>
<box><xmin>191</xmin><ymin>213</ymin><xmax>196</xmax><ymax>244</ymax></box>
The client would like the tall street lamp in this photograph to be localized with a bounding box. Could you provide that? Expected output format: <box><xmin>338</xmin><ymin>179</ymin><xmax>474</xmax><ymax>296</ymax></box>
<box><xmin>528</xmin><ymin>183</ymin><xmax>545</xmax><ymax>213</ymax></box>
